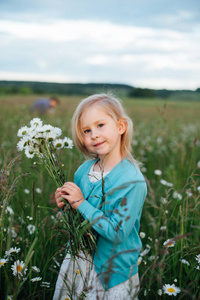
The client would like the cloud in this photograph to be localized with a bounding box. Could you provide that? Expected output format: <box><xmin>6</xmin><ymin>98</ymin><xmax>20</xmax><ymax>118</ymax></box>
<box><xmin>0</xmin><ymin>16</ymin><xmax>199</xmax><ymax>89</ymax></box>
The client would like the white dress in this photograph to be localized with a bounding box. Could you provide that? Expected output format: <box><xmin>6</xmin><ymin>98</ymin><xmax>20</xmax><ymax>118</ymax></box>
<box><xmin>53</xmin><ymin>166</ymin><xmax>140</xmax><ymax>300</ymax></box>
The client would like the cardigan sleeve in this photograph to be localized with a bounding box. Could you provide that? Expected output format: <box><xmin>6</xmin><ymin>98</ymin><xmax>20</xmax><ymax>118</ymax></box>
<box><xmin>77</xmin><ymin>180</ymin><xmax>147</xmax><ymax>243</ymax></box>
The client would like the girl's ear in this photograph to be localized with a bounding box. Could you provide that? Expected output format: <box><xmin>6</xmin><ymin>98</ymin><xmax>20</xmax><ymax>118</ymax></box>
<box><xmin>118</xmin><ymin>119</ymin><xmax>127</xmax><ymax>135</ymax></box>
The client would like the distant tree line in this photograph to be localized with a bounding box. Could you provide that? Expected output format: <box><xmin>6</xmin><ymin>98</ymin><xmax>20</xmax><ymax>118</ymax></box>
<box><xmin>0</xmin><ymin>81</ymin><xmax>199</xmax><ymax>100</ymax></box>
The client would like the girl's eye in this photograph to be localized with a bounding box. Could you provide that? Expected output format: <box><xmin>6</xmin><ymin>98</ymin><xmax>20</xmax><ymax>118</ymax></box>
<box><xmin>98</xmin><ymin>123</ymin><xmax>104</xmax><ymax>128</ymax></box>
<box><xmin>84</xmin><ymin>129</ymin><xmax>90</xmax><ymax>134</ymax></box>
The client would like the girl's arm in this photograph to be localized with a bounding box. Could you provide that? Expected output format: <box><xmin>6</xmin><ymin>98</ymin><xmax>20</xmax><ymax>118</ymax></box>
<box><xmin>77</xmin><ymin>181</ymin><xmax>147</xmax><ymax>243</ymax></box>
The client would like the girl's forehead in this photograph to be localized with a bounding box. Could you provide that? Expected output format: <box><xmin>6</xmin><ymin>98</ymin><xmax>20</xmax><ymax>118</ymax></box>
<box><xmin>81</xmin><ymin>104</ymin><xmax>108</xmax><ymax>118</ymax></box>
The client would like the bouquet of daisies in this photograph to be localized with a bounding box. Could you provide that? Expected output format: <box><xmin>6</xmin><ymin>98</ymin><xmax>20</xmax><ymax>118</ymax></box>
<box><xmin>17</xmin><ymin>118</ymin><xmax>96</xmax><ymax>257</ymax></box>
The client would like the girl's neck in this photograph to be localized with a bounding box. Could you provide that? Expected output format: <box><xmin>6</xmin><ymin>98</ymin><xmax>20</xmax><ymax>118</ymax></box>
<box><xmin>94</xmin><ymin>154</ymin><xmax>123</xmax><ymax>172</ymax></box>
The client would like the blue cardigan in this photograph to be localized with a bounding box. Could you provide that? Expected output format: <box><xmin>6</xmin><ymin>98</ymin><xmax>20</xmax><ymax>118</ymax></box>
<box><xmin>76</xmin><ymin>158</ymin><xmax>147</xmax><ymax>290</ymax></box>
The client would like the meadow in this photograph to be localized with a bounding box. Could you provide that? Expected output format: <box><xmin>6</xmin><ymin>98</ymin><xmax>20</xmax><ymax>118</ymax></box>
<box><xmin>0</xmin><ymin>94</ymin><xmax>200</xmax><ymax>299</ymax></box>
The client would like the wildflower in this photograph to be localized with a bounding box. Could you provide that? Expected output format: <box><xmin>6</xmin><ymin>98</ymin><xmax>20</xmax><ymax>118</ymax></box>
<box><xmin>186</xmin><ymin>190</ymin><xmax>193</xmax><ymax>197</ymax></box>
<box><xmin>197</xmin><ymin>161</ymin><xmax>200</xmax><ymax>168</ymax></box>
<box><xmin>157</xmin><ymin>289</ymin><xmax>162</xmax><ymax>296</ymax></box>
<box><xmin>53</xmin><ymin>257</ymin><xmax>60</xmax><ymax>267</ymax></box>
<box><xmin>31</xmin><ymin>277</ymin><xmax>42</xmax><ymax>282</ymax></box>
<box><xmin>27</xmin><ymin>224</ymin><xmax>36</xmax><ymax>235</ymax></box>
<box><xmin>32</xmin><ymin>266</ymin><xmax>40</xmax><ymax>272</ymax></box>
<box><xmin>5</xmin><ymin>206</ymin><xmax>14</xmax><ymax>215</ymax></box>
<box><xmin>53</xmin><ymin>139</ymin><xmax>64</xmax><ymax>149</ymax></box>
<box><xmin>138</xmin><ymin>256</ymin><xmax>143</xmax><ymax>265</ymax></box>
<box><xmin>30</xmin><ymin>118</ymin><xmax>43</xmax><ymax>127</ymax></box>
<box><xmin>25</xmin><ymin>148</ymin><xmax>35</xmax><ymax>159</ymax></box>
<box><xmin>154</xmin><ymin>169</ymin><xmax>162</xmax><ymax>176</ymax></box>
<box><xmin>180</xmin><ymin>259</ymin><xmax>190</xmax><ymax>266</ymax></box>
<box><xmin>161</xmin><ymin>197</ymin><xmax>168</xmax><ymax>205</ymax></box>
<box><xmin>7</xmin><ymin>227</ymin><xmax>17</xmax><ymax>238</ymax></box>
<box><xmin>160</xmin><ymin>179</ymin><xmax>173</xmax><ymax>187</ymax></box>
<box><xmin>24</xmin><ymin>189</ymin><xmax>30</xmax><ymax>194</ymax></box>
<box><xmin>163</xmin><ymin>284</ymin><xmax>181</xmax><ymax>296</ymax></box>
<box><xmin>148</xmin><ymin>255</ymin><xmax>159</xmax><ymax>261</ymax></box>
<box><xmin>163</xmin><ymin>239</ymin><xmax>175</xmax><ymax>248</ymax></box>
<box><xmin>197</xmin><ymin>186</ymin><xmax>200</xmax><ymax>192</ymax></box>
<box><xmin>173</xmin><ymin>191</ymin><xmax>182</xmax><ymax>200</ymax></box>
<box><xmin>7</xmin><ymin>296</ymin><xmax>13</xmax><ymax>300</ymax></box>
<box><xmin>140</xmin><ymin>232</ymin><xmax>146</xmax><ymax>239</ymax></box>
<box><xmin>140</xmin><ymin>245</ymin><xmax>151</xmax><ymax>257</ymax></box>
<box><xmin>63</xmin><ymin>137</ymin><xmax>74</xmax><ymax>149</ymax></box>
<box><xmin>0</xmin><ymin>258</ymin><xmax>8</xmax><ymax>267</ymax></box>
<box><xmin>75</xmin><ymin>270</ymin><xmax>80</xmax><ymax>274</ymax></box>
<box><xmin>5</xmin><ymin>247</ymin><xmax>21</xmax><ymax>256</ymax></box>
<box><xmin>40</xmin><ymin>281</ymin><xmax>50</xmax><ymax>288</ymax></box>
<box><xmin>196</xmin><ymin>265</ymin><xmax>200</xmax><ymax>270</ymax></box>
<box><xmin>141</xmin><ymin>167</ymin><xmax>147</xmax><ymax>173</ymax></box>
<box><xmin>160</xmin><ymin>226</ymin><xmax>166</xmax><ymax>231</ymax></box>
<box><xmin>11</xmin><ymin>260</ymin><xmax>27</xmax><ymax>278</ymax></box>
<box><xmin>17</xmin><ymin>126</ymin><xmax>30</xmax><ymax>137</ymax></box>
<box><xmin>36</xmin><ymin>188</ymin><xmax>42</xmax><ymax>194</ymax></box>
<box><xmin>195</xmin><ymin>254</ymin><xmax>200</xmax><ymax>264</ymax></box>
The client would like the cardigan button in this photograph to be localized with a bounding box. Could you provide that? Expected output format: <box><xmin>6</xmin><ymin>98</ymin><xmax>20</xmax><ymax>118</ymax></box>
<box><xmin>104</xmin><ymin>284</ymin><xmax>107</xmax><ymax>288</ymax></box>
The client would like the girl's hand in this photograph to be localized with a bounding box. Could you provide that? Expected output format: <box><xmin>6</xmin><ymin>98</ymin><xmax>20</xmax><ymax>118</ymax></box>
<box><xmin>60</xmin><ymin>182</ymin><xmax>85</xmax><ymax>210</ymax></box>
<box><xmin>55</xmin><ymin>187</ymin><xmax>66</xmax><ymax>209</ymax></box>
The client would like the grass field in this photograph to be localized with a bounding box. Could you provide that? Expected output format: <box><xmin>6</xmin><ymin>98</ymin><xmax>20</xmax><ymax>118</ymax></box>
<box><xmin>0</xmin><ymin>94</ymin><xmax>200</xmax><ymax>299</ymax></box>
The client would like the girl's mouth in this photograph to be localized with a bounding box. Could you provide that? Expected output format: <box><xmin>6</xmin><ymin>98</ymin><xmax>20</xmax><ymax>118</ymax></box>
<box><xmin>94</xmin><ymin>141</ymin><xmax>105</xmax><ymax>147</ymax></box>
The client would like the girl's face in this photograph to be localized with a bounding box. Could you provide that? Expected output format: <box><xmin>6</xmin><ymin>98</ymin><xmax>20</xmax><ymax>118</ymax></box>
<box><xmin>80</xmin><ymin>104</ymin><xmax>126</xmax><ymax>162</ymax></box>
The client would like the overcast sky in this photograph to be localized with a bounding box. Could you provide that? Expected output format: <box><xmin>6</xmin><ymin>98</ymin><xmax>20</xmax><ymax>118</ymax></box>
<box><xmin>0</xmin><ymin>0</ymin><xmax>200</xmax><ymax>90</ymax></box>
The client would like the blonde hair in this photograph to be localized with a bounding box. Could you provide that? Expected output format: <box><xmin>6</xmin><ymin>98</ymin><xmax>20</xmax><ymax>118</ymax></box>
<box><xmin>71</xmin><ymin>93</ymin><xmax>138</xmax><ymax>166</ymax></box>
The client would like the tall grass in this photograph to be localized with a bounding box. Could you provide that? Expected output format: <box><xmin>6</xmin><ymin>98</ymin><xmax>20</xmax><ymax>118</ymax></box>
<box><xmin>0</xmin><ymin>95</ymin><xmax>200</xmax><ymax>299</ymax></box>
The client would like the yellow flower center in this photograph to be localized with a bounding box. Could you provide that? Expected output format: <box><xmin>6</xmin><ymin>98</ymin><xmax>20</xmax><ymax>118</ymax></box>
<box><xmin>168</xmin><ymin>243</ymin><xmax>173</xmax><ymax>246</ymax></box>
<box><xmin>65</xmin><ymin>298</ymin><xmax>70</xmax><ymax>300</ymax></box>
<box><xmin>0</xmin><ymin>262</ymin><xmax>4</xmax><ymax>266</ymax></box>
<box><xmin>17</xmin><ymin>265</ymin><xmax>23</xmax><ymax>272</ymax></box>
<box><xmin>168</xmin><ymin>288</ymin><xmax>175</xmax><ymax>293</ymax></box>
<box><xmin>75</xmin><ymin>270</ymin><xmax>80</xmax><ymax>274</ymax></box>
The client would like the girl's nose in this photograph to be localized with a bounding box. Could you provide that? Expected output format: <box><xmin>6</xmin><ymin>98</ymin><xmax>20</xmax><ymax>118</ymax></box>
<box><xmin>91</xmin><ymin>130</ymin><xmax>99</xmax><ymax>139</ymax></box>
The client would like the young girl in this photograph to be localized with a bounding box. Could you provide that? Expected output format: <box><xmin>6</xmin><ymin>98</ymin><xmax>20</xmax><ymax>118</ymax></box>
<box><xmin>53</xmin><ymin>94</ymin><xmax>147</xmax><ymax>300</ymax></box>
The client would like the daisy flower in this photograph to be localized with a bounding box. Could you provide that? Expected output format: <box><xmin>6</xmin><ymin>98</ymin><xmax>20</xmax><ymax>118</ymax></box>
<box><xmin>160</xmin><ymin>226</ymin><xmax>166</xmax><ymax>231</ymax></box>
<box><xmin>63</xmin><ymin>137</ymin><xmax>73</xmax><ymax>149</ymax></box>
<box><xmin>163</xmin><ymin>284</ymin><xmax>181</xmax><ymax>296</ymax></box>
<box><xmin>31</xmin><ymin>277</ymin><xmax>42</xmax><ymax>282</ymax></box>
<box><xmin>138</xmin><ymin>256</ymin><xmax>143</xmax><ymax>265</ymax></box>
<box><xmin>24</xmin><ymin>189</ymin><xmax>30</xmax><ymax>194</ymax></box>
<box><xmin>180</xmin><ymin>259</ymin><xmax>190</xmax><ymax>266</ymax></box>
<box><xmin>163</xmin><ymin>239</ymin><xmax>175</xmax><ymax>248</ymax></box>
<box><xmin>11</xmin><ymin>260</ymin><xmax>27</xmax><ymax>278</ymax></box>
<box><xmin>139</xmin><ymin>232</ymin><xmax>146</xmax><ymax>239</ymax></box>
<box><xmin>36</xmin><ymin>188</ymin><xmax>42</xmax><ymax>194</ymax></box>
<box><xmin>27</xmin><ymin>224</ymin><xmax>36</xmax><ymax>235</ymax></box>
<box><xmin>32</xmin><ymin>266</ymin><xmax>40</xmax><ymax>272</ymax></box>
<box><xmin>53</xmin><ymin>139</ymin><xmax>64</xmax><ymax>149</ymax></box>
<box><xmin>157</xmin><ymin>289</ymin><xmax>162</xmax><ymax>296</ymax></box>
<box><xmin>5</xmin><ymin>206</ymin><xmax>14</xmax><ymax>215</ymax></box>
<box><xmin>154</xmin><ymin>169</ymin><xmax>162</xmax><ymax>176</ymax></box>
<box><xmin>160</xmin><ymin>179</ymin><xmax>173</xmax><ymax>187</ymax></box>
<box><xmin>195</xmin><ymin>254</ymin><xmax>200</xmax><ymax>264</ymax></box>
<box><xmin>17</xmin><ymin>126</ymin><xmax>30</xmax><ymax>137</ymax></box>
<box><xmin>5</xmin><ymin>247</ymin><xmax>21</xmax><ymax>256</ymax></box>
<box><xmin>173</xmin><ymin>191</ymin><xmax>182</xmax><ymax>200</ymax></box>
<box><xmin>40</xmin><ymin>281</ymin><xmax>50</xmax><ymax>288</ymax></box>
<box><xmin>0</xmin><ymin>258</ymin><xmax>8</xmax><ymax>267</ymax></box>
<box><xmin>7</xmin><ymin>296</ymin><xmax>13</xmax><ymax>300</ymax></box>
<box><xmin>30</xmin><ymin>118</ymin><xmax>43</xmax><ymax>128</ymax></box>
